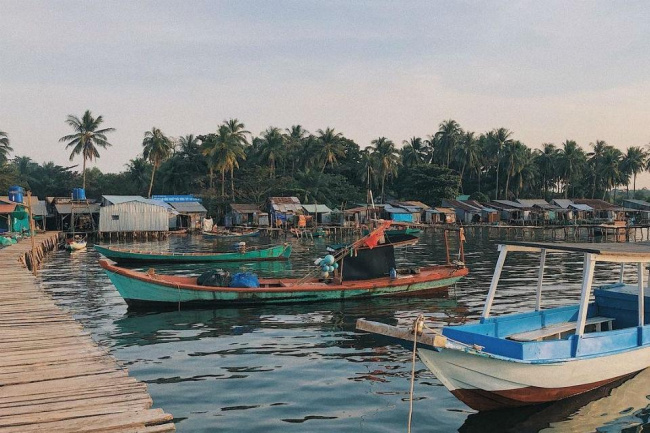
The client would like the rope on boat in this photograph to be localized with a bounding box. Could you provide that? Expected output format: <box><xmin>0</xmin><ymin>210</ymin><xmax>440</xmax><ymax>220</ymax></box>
<box><xmin>407</xmin><ymin>314</ymin><xmax>425</xmax><ymax>433</ymax></box>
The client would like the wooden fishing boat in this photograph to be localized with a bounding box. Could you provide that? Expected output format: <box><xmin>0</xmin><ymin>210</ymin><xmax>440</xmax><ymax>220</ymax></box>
<box><xmin>358</xmin><ymin>241</ymin><xmax>650</xmax><ymax>411</ymax></box>
<box><xmin>100</xmin><ymin>221</ymin><xmax>467</xmax><ymax>309</ymax></box>
<box><xmin>202</xmin><ymin>228</ymin><xmax>260</xmax><ymax>239</ymax></box>
<box><xmin>99</xmin><ymin>259</ymin><xmax>467</xmax><ymax>309</ymax></box>
<box><xmin>94</xmin><ymin>243</ymin><xmax>292</xmax><ymax>264</ymax></box>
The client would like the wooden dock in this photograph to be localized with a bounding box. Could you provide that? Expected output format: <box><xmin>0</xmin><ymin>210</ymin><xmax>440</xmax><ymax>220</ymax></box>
<box><xmin>0</xmin><ymin>232</ymin><xmax>175</xmax><ymax>432</ymax></box>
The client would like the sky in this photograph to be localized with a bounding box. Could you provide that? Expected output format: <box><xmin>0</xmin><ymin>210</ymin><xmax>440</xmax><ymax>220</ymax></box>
<box><xmin>1</xmin><ymin>1</ymin><xmax>650</xmax><ymax>185</ymax></box>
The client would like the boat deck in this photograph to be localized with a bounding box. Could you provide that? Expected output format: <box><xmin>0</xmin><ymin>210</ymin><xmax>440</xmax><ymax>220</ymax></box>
<box><xmin>0</xmin><ymin>233</ymin><xmax>175</xmax><ymax>432</ymax></box>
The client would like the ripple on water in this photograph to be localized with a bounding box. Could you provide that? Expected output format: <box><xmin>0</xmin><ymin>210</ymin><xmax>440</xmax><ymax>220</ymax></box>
<box><xmin>33</xmin><ymin>232</ymin><xmax>650</xmax><ymax>432</ymax></box>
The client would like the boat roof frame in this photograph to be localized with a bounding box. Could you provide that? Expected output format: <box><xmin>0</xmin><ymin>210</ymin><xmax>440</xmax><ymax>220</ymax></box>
<box><xmin>482</xmin><ymin>241</ymin><xmax>648</xmax><ymax>338</ymax></box>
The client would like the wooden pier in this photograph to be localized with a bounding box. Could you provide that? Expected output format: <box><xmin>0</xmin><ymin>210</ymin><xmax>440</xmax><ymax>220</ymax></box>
<box><xmin>0</xmin><ymin>232</ymin><xmax>175</xmax><ymax>432</ymax></box>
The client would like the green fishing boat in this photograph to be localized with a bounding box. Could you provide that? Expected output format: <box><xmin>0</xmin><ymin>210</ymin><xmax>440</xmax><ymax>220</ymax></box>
<box><xmin>94</xmin><ymin>243</ymin><xmax>292</xmax><ymax>265</ymax></box>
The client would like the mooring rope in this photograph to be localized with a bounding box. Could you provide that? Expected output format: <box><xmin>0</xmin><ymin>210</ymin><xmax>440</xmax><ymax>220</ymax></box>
<box><xmin>407</xmin><ymin>314</ymin><xmax>425</xmax><ymax>433</ymax></box>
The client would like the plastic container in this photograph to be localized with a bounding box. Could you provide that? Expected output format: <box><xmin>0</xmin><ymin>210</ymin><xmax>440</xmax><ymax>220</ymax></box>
<box><xmin>8</xmin><ymin>185</ymin><xmax>24</xmax><ymax>203</ymax></box>
<box><xmin>72</xmin><ymin>188</ymin><xmax>86</xmax><ymax>201</ymax></box>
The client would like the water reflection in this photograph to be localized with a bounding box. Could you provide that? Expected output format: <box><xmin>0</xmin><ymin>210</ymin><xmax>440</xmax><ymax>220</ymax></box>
<box><xmin>34</xmin><ymin>231</ymin><xmax>650</xmax><ymax>432</ymax></box>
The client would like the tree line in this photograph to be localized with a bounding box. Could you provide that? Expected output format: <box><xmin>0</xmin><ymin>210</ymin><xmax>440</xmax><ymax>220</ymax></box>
<box><xmin>1</xmin><ymin>113</ymin><xmax>649</xmax><ymax>214</ymax></box>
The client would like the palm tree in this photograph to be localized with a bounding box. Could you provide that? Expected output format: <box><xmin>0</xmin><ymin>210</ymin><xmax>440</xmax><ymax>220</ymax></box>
<box><xmin>316</xmin><ymin>127</ymin><xmax>345</xmax><ymax>172</ymax></box>
<box><xmin>488</xmin><ymin>128</ymin><xmax>514</xmax><ymax>199</ymax></box>
<box><xmin>0</xmin><ymin>130</ymin><xmax>13</xmax><ymax>164</ymax></box>
<box><xmin>371</xmin><ymin>137</ymin><xmax>399</xmax><ymax>203</ymax></box>
<box><xmin>434</xmin><ymin>119</ymin><xmax>462</xmax><ymax>167</ymax></box>
<box><xmin>125</xmin><ymin>158</ymin><xmax>151</xmax><ymax>195</ymax></box>
<box><xmin>587</xmin><ymin>140</ymin><xmax>609</xmax><ymax>198</ymax></box>
<box><xmin>501</xmin><ymin>140</ymin><xmax>527</xmax><ymax>199</ymax></box>
<box><xmin>600</xmin><ymin>146</ymin><xmax>623</xmax><ymax>200</ymax></box>
<box><xmin>621</xmin><ymin>146</ymin><xmax>646</xmax><ymax>198</ymax></box>
<box><xmin>558</xmin><ymin>140</ymin><xmax>586</xmax><ymax>198</ymax></box>
<box><xmin>58</xmin><ymin>110</ymin><xmax>115</xmax><ymax>190</ymax></box>
<box><xmin>454</xmin><ymin>131</ymin><xmax>480</xmax><ymax>193</ymax></box>
<box><xmin>535</xmin><ymin>143</ymin><xmax>559</xmax><ymax>199</ymax></box>
<box><xmin>284</xmin><ymin>125</ymin><xmax>309</xmax><ymax>176</ymax></box>
<box><xmin>258</xmin><ymin>127</ymin><xmax>285</xmax><ymax>179</ymax></box>
<box><xmin>400</xmin><ymin>137</ymin><xmax>427</xmax><ymax>167</ymax></box>
<box><xmin>142</xmin><ymin>127</ymin><xmax>173</xmax><ymax>198</ymax></box>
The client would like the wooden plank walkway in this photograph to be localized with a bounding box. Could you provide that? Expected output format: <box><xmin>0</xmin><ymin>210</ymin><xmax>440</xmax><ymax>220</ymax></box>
<box><xmin>0</xmin><ymin>232</ymin><xmax>175</xmax><ymax>432</ymax></box>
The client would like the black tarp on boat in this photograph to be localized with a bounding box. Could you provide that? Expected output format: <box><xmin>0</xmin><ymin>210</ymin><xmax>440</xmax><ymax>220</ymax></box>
<box><xmin>332</xmin><ymin>233</ymin><xmax>417</xmax><ymax>281</ymax></box>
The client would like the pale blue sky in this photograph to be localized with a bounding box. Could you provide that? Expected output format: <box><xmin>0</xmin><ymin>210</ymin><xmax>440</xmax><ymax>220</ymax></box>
<box><xmin>1</xmin><ymin>1</ymin><xmax>649</xmax><ymax>183</ymax></box>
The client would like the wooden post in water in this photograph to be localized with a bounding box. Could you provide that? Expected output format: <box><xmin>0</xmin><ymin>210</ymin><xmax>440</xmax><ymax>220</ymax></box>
<box><xmin>26</xmin><ymin>191</ymin><xmax>37</xmax><ymax>275</ymax></box>
<box><xmin>443</xmin><ymin>229</ymin><xmax>450</xmax><ymax>264</ymax></box>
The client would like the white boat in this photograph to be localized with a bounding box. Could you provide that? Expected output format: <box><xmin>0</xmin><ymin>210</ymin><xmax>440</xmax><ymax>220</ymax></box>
<box><xmin>66</xmin><ymin>238</ymin><xmax>87</xmax><ymax>251</ymax></box>
<box><xmin>357</xmin><ymin>241</ymin><xmax>650</xmax><ymax>411</ymax></box>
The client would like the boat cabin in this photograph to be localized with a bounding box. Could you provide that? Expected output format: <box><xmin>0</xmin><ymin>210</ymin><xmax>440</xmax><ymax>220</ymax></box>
<box><xmin>443</xmin><ymin>242</ymin><xmax>650</xmax><ymax>362</ymax></box>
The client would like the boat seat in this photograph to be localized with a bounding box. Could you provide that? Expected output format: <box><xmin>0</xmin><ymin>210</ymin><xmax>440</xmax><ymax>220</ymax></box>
<box><xmin>507</xmin><ymin>316</ymin><xmax>614</xmax><ymax>342</ymax></box>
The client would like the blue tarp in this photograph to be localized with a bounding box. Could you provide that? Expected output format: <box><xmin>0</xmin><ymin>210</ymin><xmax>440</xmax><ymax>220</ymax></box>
<box><xmin>392</xmin><ymin>213</ymin><xmax>413</xmax><ymax>222</ymax></box>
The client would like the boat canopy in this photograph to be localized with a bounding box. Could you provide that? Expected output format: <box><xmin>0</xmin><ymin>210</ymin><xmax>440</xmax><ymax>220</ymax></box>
<box><xmin>482</xmin><ymin>241</ymin><xmax>650</xmax><ymax>338</ymax></box>
<box><xmin>499</xmin><ymin>241</ymin><xmax>650</xmax><ymax>263</ymax></box>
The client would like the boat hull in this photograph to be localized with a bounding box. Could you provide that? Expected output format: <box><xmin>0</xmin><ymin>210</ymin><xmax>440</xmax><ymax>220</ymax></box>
<box><xmin>99</xmin><ymin>259</ymin><xmax>467</xmax><ymax>309</ymax></box>
<box><xmin>418</xmin><ymin>344</ymin><xmax>650</xmax><ymax>411</ymax></box>
<box><xmin>94</xmin><ymin>244</ymin><xmax>291</xmax><ymax>264</ymax></box>
<box><xmin>66</xmin><ymin>241</ymin><xmax>87</xmax><ymax>251</ymax></box>
<box><xmin>202</xmin><ymin>230</ymin><xmax>260</xmax><ymax>239</ymax></box>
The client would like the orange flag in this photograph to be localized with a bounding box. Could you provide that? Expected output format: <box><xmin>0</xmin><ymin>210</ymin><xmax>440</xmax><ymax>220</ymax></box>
<box><xmin>364</xmin><ymin>220</ymin><xmax>392</xmax><ymax>249</ymax></box>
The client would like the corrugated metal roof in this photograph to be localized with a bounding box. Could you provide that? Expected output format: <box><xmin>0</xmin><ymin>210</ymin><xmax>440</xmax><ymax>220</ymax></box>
<box><xmin>553</xmin><ymin>199</ymin><xmax>574</xmax><ymax>209</ymax></box>
<box><xmin>400</xmin><ymin>201</ymin><xmax>431</xmax><ymax>210</ymax></box>
<box><xmin>443</xmin><ymin>199</ymin><xmax>481</xmax><ymax>212</ymax></box>
<box><xmin>384</xmin><ymin>204</ymin><xmax>410</xmax><ymax>214</ymax></box>
<box><xmin>231</xmin><ymin>203</ymin><xmax>260</xmax><ymax>213</ymax></box>
<box><xmin>427</xmin><ymin>207</ymin><xmax>455</xmax><ymax>214</ymax></box>
<box><xmin>270</xmin><ymin>197</ymin><xmax>303</xmax><ymax>213</ymax></box>
<box><xmin>269</xmin><ymin>196</ymin><xmax>300</xmax><ymax>204</ymax></box>
<box><xmin>517</xmin><ymin>199</ymin><xmax>558</xmax><ymax>210</ymax></box>
<box><xmin>493</xmin><ymin>200</ymin><xmax>529</xmax><ymax>209</ymax></box>
<box><xmin>169</xmin><ymin>201</ymin><xmax>207</xmax><ymax>213</ymax></box>
<box><xmin>302</xmin><ymin>204</ymin><xmax>332</xmax><ymax>214</ymax></box>
<box><xmin>569</xmin><ymin>204</ymin><xmax>594</xmax><ymax>211</ymax></box>
<box><xmin>33</xmin><ymin>200</ymin><xmax>48</xmax><ymax>216</ymax></box>
<box><xmin>103</xmin><ymin>195</ymin><xmax>175</xmax><ymax>211</ymax></box>
<box><xmin>54</xmin><ymin>203</ymin><xmax>101</xmax><ymax>214</ymax></box>
<box><xmin>572</xmin><ymin>199</ymin><xmax>620</xmax><ymax>210</ymax></box>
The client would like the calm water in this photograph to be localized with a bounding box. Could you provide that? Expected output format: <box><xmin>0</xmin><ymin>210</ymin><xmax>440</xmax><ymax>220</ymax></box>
<box><xmin>35</xmin><ymin>231</ymin><xmax>650</xmax><ymax>432</ymax></box>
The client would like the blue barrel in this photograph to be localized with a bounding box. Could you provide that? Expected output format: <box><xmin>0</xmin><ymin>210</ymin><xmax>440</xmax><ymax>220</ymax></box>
<box><xmin>8</xmin><ymin>185</ymin><xmax>24</xmax><ymax>203</ymax></box>
<box><xmin>72</xmin><ymin>188</ymin><xmax>86</xmax><ymax>201</ymax></box>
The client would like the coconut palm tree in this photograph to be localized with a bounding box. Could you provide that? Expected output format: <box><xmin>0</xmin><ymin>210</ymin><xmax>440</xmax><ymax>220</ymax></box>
<box><xmin>400</xmin><ymin>137</ymin><xmax>427</xmax><ymax>167</ymax></box>
<box><xmin>621</xmin><ymin>146</ymin><xmax>646</xmax><ymax>198</ymax></box>
<box><xmin>125</xmin><ymin>158</ymin><xmax>151</xmax><ymax>195</ymax></box>
<box><xmin>488</xmin><ymin>128</ymin><xmax>514</xmax><ymax>199</ymax></box>
<box><xmin>535</xmin><ymin>143</ymin><xmax>559</xmax><ymax>199</ymax></box>
<box><xmin>454</xmin><ymin>131</ymin><xmax>480</xmax><ymax>193</ymax></box>
<box><xmin>434</xmin><ymin>119</ymin><xmax>462</xmax><ymax>167</ymax></box>
<box><xmin>257</xmin><ymin>127</ymin><xmax>285</xmax><ymax>179</ymax></box>
<box><xmin>285</xmin><ymin>125</ymin><xmax>309</xmax><ymax>176</ymax></box>
<box><xmin>0</xmin><ymin>130</ymin><xmax>13</xmax><ymax>164</ymax></box>
<box><xmin>600</xmin><ymin>146</ymin><xmax>623</xmax><ymax>200</ymax></box>
<box><xmin>558</xmin><ymin>140</ymin><xmax>586</xmax><ymax>198</ymax></box>
<box><xmin>371</xmin><ymin>137</ymin><xmax>400</xmax><ymax>203</ymax></box>
<box><xmin>501</xmin><ymin>140</ymin><xmax>527</xmax><ymax>199</ymax></box>
<box><xmin>142</xmin><ymin>127</ymin><xmax>173</xmax><ymax>198</ymax></box>
<box><xmin>587</xmin><ymin>140</ymin><xmax>609</xmax><ymax>198</ymax></box>
<box><xmin>58</xmin><ymin>110</ymin><xmax>115</xmax><ymax>190</ymax></box>
<box><xmin>316</xmin><ymin>127</ymin><xmax>345</xmax><ymax>172</ymax></box>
